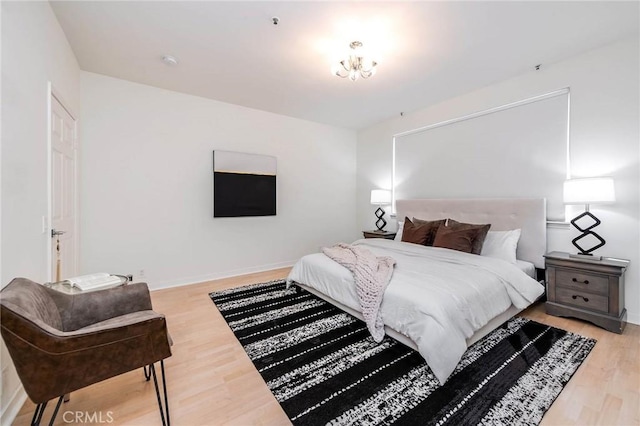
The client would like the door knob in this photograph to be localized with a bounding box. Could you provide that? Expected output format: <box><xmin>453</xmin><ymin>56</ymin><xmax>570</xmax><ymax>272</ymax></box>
<box><xmin>51</xmin><ymin>229</ymin><xmax>66</xmax><ymax>237</ymax></box>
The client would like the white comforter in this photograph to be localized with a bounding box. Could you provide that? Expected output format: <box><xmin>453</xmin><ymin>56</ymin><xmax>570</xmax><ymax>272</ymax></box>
<box><xmin>286</xmin><ymin>239</ymin><xmax>544</xmax><ymax>384</ymax></box>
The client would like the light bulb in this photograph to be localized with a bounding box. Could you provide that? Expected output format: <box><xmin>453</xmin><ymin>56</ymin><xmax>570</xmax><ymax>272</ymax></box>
<box><xmin>361</xmin><ymin>66</ymin><xmax>376</xmax><ymax>78</ymax></box>
<box><xmin>360</xmin><ymin>57</ymin><xmax>374</xmax><ymax>71</ymax></box>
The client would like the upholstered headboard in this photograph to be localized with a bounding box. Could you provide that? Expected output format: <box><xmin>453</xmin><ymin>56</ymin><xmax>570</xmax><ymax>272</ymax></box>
<box><xmin>396</xmin><ymin>198</ymin><xmax>547</xmax><ymax>269</ymax></box>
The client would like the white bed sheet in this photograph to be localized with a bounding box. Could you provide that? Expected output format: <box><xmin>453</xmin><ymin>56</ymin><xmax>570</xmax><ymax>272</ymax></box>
<box><xmin>286</xmin><ymin>239</ymin><xmax>544</xmax><ymax>384</ymax></box>
<box><xmin>516</xmin><ymin>259</ymin><xmax>536</xmax><ymax>278</ymax></box>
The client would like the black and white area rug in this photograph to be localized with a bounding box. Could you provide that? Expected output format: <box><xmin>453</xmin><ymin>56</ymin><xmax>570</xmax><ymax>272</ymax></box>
<box><xmin>209</xmin><ymin>280</ymin><xmax>596</xmax><ymax>426</ymax></box>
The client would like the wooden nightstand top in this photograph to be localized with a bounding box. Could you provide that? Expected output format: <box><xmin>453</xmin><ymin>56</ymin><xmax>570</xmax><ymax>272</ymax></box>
<box><xmin>363</xmin><ymin>230</ymin><xmax>396</xmax><ymax>239</ymax></box>
<box><xmin>545</xmin><ymin>251</ymin><xmax>629</xmax><ymax>269</ymax></box>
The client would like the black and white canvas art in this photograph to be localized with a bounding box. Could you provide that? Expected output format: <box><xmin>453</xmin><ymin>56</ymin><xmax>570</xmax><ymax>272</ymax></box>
<box><xmin>213</xmin><ymin>150</ymin><xmax>277</xmax><ymax>217</ymax></box>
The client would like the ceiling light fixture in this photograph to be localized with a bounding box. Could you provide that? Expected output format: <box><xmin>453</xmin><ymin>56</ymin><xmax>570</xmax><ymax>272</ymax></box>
<box><xmin>332</xmin><ymin>41</ymin><xmax>377</xmax><ymax>82</ymax></box>
<box><xmin>162</xmin><ymin>55</ymin><xmax>178</xmax><ymax>66</ymax></box>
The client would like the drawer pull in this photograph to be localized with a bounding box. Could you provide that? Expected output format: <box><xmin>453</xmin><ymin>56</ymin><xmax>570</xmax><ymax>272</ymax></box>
<box><xmin>571</xmin><ymin>295</ymin><xmax>589</xmax><ymax>302</ymax></box>
<box><xmin>572</xmin><ymin>278</ymin><xmax>589</xmax><ymax>285</ymax></box>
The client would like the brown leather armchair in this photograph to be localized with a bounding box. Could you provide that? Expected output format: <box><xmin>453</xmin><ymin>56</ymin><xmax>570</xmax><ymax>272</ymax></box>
<box><xmin>0</xmin><ymin>278</ymin><xmax>172</xmax><ymax>425</ymax></box>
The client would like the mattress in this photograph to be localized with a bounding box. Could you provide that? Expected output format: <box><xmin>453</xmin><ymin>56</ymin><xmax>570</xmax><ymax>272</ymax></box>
<box><xmin>287</xmin><ymin>239</ymin><xmax>544</xmax><ymax>384</ymax></box>
<box><xmin>516</xmin><ymin>259</ymin><xmax>536</xmax><ymax>278</ymax></box>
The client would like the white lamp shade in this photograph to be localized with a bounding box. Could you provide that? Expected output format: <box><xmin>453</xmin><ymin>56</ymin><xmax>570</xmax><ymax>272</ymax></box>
<box><xmin>370</xmin><ymin>189</ymin><xmax>391</xmax><ymax>205</ymax></box>
<box><xmin>563</xmin><ymin>177</ymin><xmax>616</xmax><ymax>205</ymax></box>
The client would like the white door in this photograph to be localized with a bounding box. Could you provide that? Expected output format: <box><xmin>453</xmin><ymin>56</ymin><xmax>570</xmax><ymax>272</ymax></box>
<box><xmin>50</xmin><ymin>94</ymin><xmax>78</xmax><ymax>281</ymax></box>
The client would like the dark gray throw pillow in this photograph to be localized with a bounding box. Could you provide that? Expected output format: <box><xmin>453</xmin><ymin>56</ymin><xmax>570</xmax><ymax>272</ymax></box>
<box><xmin>433</xmin><ymin>219</ymin><xmax>491</xmax><ymax>254</ymax></box>
<box><xmin>411</xmin><ymin>218</ymin><xmax>446</xmax><ymax>246</ymax></box>
<box><xmin>401</xmin><ymin>217</ymin><xmax>431</xmax><ymax>245</ymax></box>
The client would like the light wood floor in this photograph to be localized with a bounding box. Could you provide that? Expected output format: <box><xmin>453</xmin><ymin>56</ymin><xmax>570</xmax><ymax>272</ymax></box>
<box><xmin>14</xmin><ymin>268</ymin><xmax>640</xmax><ymax>425</ymax></box>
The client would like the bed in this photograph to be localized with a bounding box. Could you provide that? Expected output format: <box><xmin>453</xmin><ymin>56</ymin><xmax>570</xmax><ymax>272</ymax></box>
<box><xmin>286</xmin><ymin>198</ymin><xmax>547</xmax><ymax>384</ymax></box>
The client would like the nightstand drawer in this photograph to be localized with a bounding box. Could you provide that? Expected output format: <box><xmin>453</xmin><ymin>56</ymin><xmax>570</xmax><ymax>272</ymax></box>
<box><xmin>555</xmin><ymin>269</ymin><xmax>609</xmax><ymax>295</ymax></box>
<box><xmin>556</xmin><ymin>287</ymin><xmax>608</xmax><ymax>313</ymax></box>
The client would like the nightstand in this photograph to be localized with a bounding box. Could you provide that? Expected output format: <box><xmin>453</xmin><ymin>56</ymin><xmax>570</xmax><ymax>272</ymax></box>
<box><xmin>362</xmin><ymin>230</ymin><xmax>396</xmax><ymax>240</ymax></box>
<box><xmin>544</xmin><ymin>251</ymin><xmax>629</xmax><ymax>333</ymax></box>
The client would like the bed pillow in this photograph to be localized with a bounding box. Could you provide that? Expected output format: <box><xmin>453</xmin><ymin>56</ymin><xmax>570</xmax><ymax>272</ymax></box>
<box><xmin>481</xmin><ymin>229</ymin><xmax>521</xmax><ymax>264</ymax></box>
<box><xmin>432</xmin><ymin>225</ymin><xmax>478</xmax><ymax>254</ymax></box>
<box><xmin>401</xmin><ymin>217</ymin><xmax>432</xmax><ymax>245</ymax></box>
<box><xmin>411</xmin><ymin>218</ymin><xmax>446</xmax><ymax>246</ymax></box>
<box><xmin>446</xmin><ymin>219</ymin><xmax>491</xmax><ymax>254</ymax></box>
<box><xmin>433</xmin><ymin>220</ymin><xmax>491</xmax><ymax>254</ymax></box>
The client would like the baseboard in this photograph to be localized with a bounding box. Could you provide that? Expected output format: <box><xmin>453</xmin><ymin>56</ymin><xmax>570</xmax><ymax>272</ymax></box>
<box><xmin>1</xmin><ymin>385</ymin><xmax>27</xmax><ymax>426</ymax></box>
<box><xmin>627</xmin><ymin>311</ymin><xmax>640</xmax><ymax>326</ymax></box>
<box><xmin>147</xmin><ymin>260</ymin><xmax>296</xmax><ymax>291</ymax></box>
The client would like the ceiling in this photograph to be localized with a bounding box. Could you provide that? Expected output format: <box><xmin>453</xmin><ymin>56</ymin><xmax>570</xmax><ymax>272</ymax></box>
<box><xmin>50</xmin><ymin>1</ymin><xmax>639</xmax><ymax>130</ymax></box>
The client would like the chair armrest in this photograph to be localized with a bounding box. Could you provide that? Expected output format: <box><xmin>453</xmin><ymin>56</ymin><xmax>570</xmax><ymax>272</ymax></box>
<box><xmin>47</xmin><ymin>282</ymin><xmax>154</xmax><ymax>331</ymax></box>
<box><xmin>2</xmin><ymin>308</ymin><xmax>170</xmax><ymax>355</ymax></box>
<box><xmin>60</xmin><ymin>311</ymin><xmax>169</xmax><ymax>352</ymax></box>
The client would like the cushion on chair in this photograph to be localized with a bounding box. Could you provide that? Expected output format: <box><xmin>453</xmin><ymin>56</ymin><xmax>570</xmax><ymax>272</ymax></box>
<box><xmin>68</xmin><ymin>310</ymin><xmax>164</xmax><ymax>334</ymax></box>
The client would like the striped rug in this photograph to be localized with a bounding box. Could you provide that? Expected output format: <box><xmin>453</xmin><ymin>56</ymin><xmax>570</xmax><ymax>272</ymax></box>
<box><xmin>209</xmin><ymin>280</ymin><xmax>595</xmax><ymax>426</ymax></box>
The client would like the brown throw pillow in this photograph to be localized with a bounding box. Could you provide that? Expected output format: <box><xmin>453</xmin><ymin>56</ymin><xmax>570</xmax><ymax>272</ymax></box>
<box><xmin>433</xmin><ymin>220</ymin><xmax>491</xmax><ymax>254</ymax></box>
<box><xmin>447</xmin><ymin>219</ymin><xmax>491</xmax><ymax>254</ymax></box>
<box><xmin>412</xmin><ymin>218</ymin><xmax>446</xmax><ymax>246</ymax></box>
<box><xmin>401</xmin><ymin>217</ymin><xmax>432</xmax><ymax>245</ymax></box>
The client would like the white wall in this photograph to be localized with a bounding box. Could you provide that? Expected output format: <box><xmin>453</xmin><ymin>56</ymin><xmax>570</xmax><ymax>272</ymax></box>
<box><xmin>1</xmin><ymin>5</ymin><xmax>636</xmax><ymax>424</ymax></box>
<box><xmin>0</xmin><ymin>1</ymin><xmax>81</xmax><ymax>424</ymax></box>
<box><xmin>357</xmin><ymin>38</ymin><xmax>640</xmax><ymax>324</ymax></box>
<box><xmin>80</xmin><ymin>72</ymin><xmax>358</xmax><ymax>289</ymax></box>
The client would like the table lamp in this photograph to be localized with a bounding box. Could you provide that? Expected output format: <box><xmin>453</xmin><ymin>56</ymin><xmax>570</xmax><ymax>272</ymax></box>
<box><xmin>563</xmin><ymin>177</ymin><xmax>615</xmax><ymax>260</ymax></box>
<box><xmin>370</xmin><ymin>189</ymin><xmax>391</xmax><ymax>232</ymax></box>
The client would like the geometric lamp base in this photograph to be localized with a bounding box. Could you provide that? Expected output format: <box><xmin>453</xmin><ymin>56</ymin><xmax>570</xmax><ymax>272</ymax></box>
<box><xmin>374</xmin><ymin>207</ymin><xmax>387</xmax><ymax>231</ymax></box>
<box><xmin>570</xmin><ymin>210</ymin><xmax>605</xmax><ymax>256</ymax></box>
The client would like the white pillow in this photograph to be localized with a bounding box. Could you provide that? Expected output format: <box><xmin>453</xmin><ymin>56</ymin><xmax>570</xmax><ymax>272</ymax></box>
<box><xmin>394</xmin><ymin>222</ymin><xmax>404</xmax><ymax>241</ymax></box>
<box><xmin>480</xmin><ymin>229</ymin><xmax>521</xmax><ymax>264</ymax></box>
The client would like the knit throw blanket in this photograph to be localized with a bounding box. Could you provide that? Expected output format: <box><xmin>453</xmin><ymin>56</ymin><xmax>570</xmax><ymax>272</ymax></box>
<box><xmin>321</xmin><ymin>243</ymin><xmax>396</xmax><ymax>342</ymax></box>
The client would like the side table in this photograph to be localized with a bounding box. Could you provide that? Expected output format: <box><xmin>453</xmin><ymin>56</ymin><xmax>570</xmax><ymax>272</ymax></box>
<box><xmin>545</xmin><ymin>251</ymin><xmax>629</xmax><ymax>333</ymax></box>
